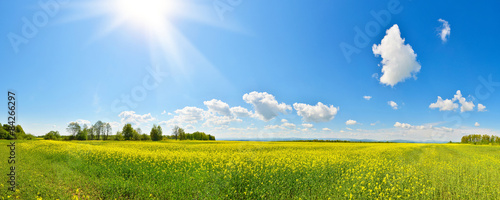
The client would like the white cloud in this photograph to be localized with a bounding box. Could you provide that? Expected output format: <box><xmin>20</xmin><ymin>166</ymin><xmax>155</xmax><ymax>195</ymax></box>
<box><xmin>363</xmin><ymin>96</ymin><xmax>372</xmax><ymax>100</ymax></box>
<box><xmin>394</xmin><ymin>122</ymin><xmax>452</xmax><ymax>132</ymax></box>
<box><xmin>438</xmin><ymin>19</ymin><xmax>451</xmax><ymax>42</ymax></box>
<box><xmin>108</xmin><ymin>121</ymin><xmax>122</xmax><ymax>132</ymax></box>
<box><xmin>230</xmin><ymin>106</ymin><xmax>252</xmax><ymax>118</ymax></box>
<box><xmin>204</xmin><ymin>99</ymin><xmax>231</xmax><ymax>116</ymax></box>
<box><xmin>185</xmin><ymin>124</ymin><xmax>195</xmax><ymax>130</ymax></box>
<box><xmin>264</xmin><ymin>125</ymin><xmax>281</xmax><ymax>129</ymax></box>
<box><xmin>372</xmin><ymin>24</ymin><xmax>421</xmax><ymax>87</ymax></box>
<box><xmin>434</xmin><ymin>126</ymin><xmax>453</xmax><ymax>132</ymax></box>
<box><xmin>370</xmin><ymin>121</ymin><xmax>379</xmax><ymax>126</ymax></box>
<box><xmin>203</xmin><ymin>115</ymin><xmax>242</xmax><ymax>127</ymax></box>
<box><xmin>346</xmin><ymin>120</ymin><xmax>358</xmax><ymax>125</ymax></box>
<box><xmin>346</xmin><ymin>127</ymin><xmax>353</xmax><ymax>131</ymax></box>
<box><xmin>282</xmin><ymin>123</ymin><xmax>296</xmax><ymax>129</ymax></box>
<box><xmin>293</xmin><ymin>102</ymin><xmax>339</xmax><ymax>122</ymax></box>
<box><xmin>243</xmin><ymin>91</ymin><xmax>292</xmax><ymax>121</ymax></box>
<box><xmin>302</xmin><ymin>123</ymin><xmax>314</xmax><ymax>128</ymax></box>
<box><xmin>322</xmin><ymin>128</ymin><xmax>332</xmax><ymax>131</ymax></box>
<box><xmin>429</xmin><ymin>96</ymin><xmax>458</xmax><ymax>111</ymax></box>
<box><xmin>70</xmin><ymin>119</ymin><xmax>91</xmax><ymax>127</ymax></box>
<box><xmin>453</xmin><ymin>90</ymin><xmax>475</xmax><ymax>112</ymax></box>
<box><xmin>478</xmin><ymin>104</ymin><xmax>487</xmax><ymax>112</ymax></box>
<box><xmin>166</xmin><ymin>106</ymin><xmax>205</xmax><ymax>125</ymax></box>
<box><xmin>388</xmin><ymin>101</ymin><xmax>398</xmax><ymax>110</ymax></box>
<box><xmin>394</xmin><ymin>122</ymin><xmax>412</xmax><ymax>129</ymax></box>
<box><xmin>161</xmin><ymin>110</ymin><xmax>167</xmax><ymax>115</ymax></box>
<box><xmin>264</xmin><ymin>119</ymin><xmax>297</xmax><ymax>130</ymax></box>
<box><xmin>475</xmin><ymin>122</ymin><xmax>480</xmax><ymax>127</ymax></box>
<box><xmin>429</xmin><ymin>90</ymin><xmax>478</xmax><ymax>113</ymax></box>
<box><xmin>118</xmin><ymin>111</ymin><xmax>156</xmax><ymax>126</ymax></box>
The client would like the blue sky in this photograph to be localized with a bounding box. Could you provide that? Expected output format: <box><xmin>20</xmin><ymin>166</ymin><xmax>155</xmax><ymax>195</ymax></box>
<box><xmin>1</xmin><ymin>0</ymin><xmax>500</xmax><ymax>141</ymax></box>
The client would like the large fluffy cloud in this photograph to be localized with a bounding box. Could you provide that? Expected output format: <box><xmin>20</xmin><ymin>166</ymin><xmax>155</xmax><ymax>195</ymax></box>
<box><xmin>293</xmin><ymin>102</ymin><xmax>338</xmax><ymax>123</ymax></box>
<box><xmin>118</xmin><ymin>111</ymin><xmax>156</xmax><ymax>125</ymax></box>
<box><xmin>429</xmin><ymin>90</ymin><xmax>479</xmax><ymax>113</ymax></box>
<box><xmin>438</xmin><ymin>19</ymin><xmax>451</xmax><ymax>42</ymax></box>
<box><xmin>243</xmin><ymin>91</ymin><xmax>292</xmax><ymax>121</ymax></box>
<box><xmin>204</xmin><ymin>99</ymin><xmax>231</xmax><ymax>116</ymax></box>
<box><xmin>372</xmin><ymin>24</ymin><xmax>421</xmax><ymax>87</ymax></box>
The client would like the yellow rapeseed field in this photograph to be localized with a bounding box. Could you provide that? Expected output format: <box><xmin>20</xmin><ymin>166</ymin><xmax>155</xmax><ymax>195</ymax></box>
<box><xmin>1</xmin><ymin>140</ymin><xmax>499</xmax><ymax>199</ymax></box>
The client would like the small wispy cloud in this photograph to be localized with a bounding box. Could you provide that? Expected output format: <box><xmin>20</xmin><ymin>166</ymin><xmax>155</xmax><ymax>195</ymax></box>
<box><xmin>438</xmin><ymin>19</ymin><xmax>451</xmax><ymax>43</ymax></box>
<box><xmin>346</xmin><ymin>120</ymin><xmax>358</xmax><ymax>126</ymax></box>
<box><xmin>388</xmin><ymin>101</ymin><xmax>398</xmax><ymax>110</ymax></box>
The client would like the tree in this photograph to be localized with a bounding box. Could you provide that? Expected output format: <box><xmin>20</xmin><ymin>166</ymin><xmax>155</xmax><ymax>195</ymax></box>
<box><xmin>86</xmin><ymin>124</ymin><xmax>95</xmax><ymax>140</ymax></box>
<box><xmin>76</xmin><ymin>129</ymin><xmax>88</xmax><ymax>140</ymax></box>
<box><xmin>122</xmin><ymin>124</ymin><xmax>134</xmax><ymax>140</ymax></box>
<box><xmin>83</xmin><ymin>124</ymin><xmax>89</xmax><ymax>139</ymax></box>
<box><xmin>461</xmin><ymin>134</ymin><xmax>500</xmax><ymax>145</ymax></box>
<box><xmin>172</xmin><ymin>125</ymin><xmax>180</xmax><ymax>140</ymax></box>
<box><xmin>132</xmin><ymin>129</ymin><xmax>141</xmax><ymax>141</ymax></box>
<box><xmin>178</xmin><ymin>128</ymin><xmax>186</xmax><ymax>140</ymax></box>
<box><xmin>44</xmin><ymin>131</ymin><xmax>61</xmax><ymax>140</ymax></box>
<box><xmin>208</xmin><ymin>134</ymin><xmax>216</xmax><ymax>140</ymax></box>
<box><xmin>3</xmin><ymin>124</ymin><xmax>11</xmax><ymax>132</ymax></box>
<box><xmin>94</xmin><ymin>120</ymin><xmax>104</xmax><ymax>140</ymax></box>
<box><xmin>15</xmin><ymin>125</ymin><xmax>25</xmax><ymax>134</ymax></box>
<box><xmin>25</xmin><ymin>134</ymin><xmax>36</xmax><ymax>140</ymax></box>
<box><xmin>150</xmin><ymin>124</ymin><xmax>163</xmax><ymax>141</ymax></box>
<box><xmin>67</xmin><ymin>122</ymin><xmax>81</xmax><ymax>139</ymax></box>
<box><xmin>104</xmin><ymin>123</ymin><xmax>112</xmax><ymax>140</ymax></box>
<box><xmin>0</xmin><ymin>124</ymin><xmax>9</xmax><ymax>139</ymax></box>
<box><xmin>115</xmin><ymin>131</ymin><xmax>124</xmax><ymax>141</ymax></box>
<box><xmin>141</xmin><ymin>134</ymin><xmax>151</xmax><ymax>141</ymax></box>
<box><xmin>12</xmin><ymin>125</ymin><xmax>26</xmax><ymax>139</ymax></box>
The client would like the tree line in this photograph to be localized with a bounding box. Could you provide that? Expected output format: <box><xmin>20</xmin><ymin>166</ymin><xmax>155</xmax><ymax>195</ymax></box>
<box><xmin>461</xmin><ymin>134</ymin><xmax>500</xmax><ymax>145</ymax></box>
<box><xmin>165</xmin><ymin>125</ymin><xmax>215</xmax><ymax>140</ymax></box>
<box><xmin>65</xmin><ymin>121</ymin><xmax>112</xmax><ymax>140</ymax></box>
<box><xmin>42</xmin><ymin>122</ymin><xmax>215</xmax><ymax>141</ymax></box>
<box><xmin>0</xmin><ymin>123</ymin><xmax>35</xmax><ymax>140</ymax></box>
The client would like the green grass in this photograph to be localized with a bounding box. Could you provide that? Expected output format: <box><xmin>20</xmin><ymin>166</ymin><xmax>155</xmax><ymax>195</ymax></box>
<box><xmin>0</xmin><ymin>140</ymin><xmax>499</xmax><ymax>199</ymax></box>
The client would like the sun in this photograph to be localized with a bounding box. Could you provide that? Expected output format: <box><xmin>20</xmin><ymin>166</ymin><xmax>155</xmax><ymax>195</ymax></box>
<box><xmin>113</xmin><ymin>0</ymin><xmax>174</xmax><ymax>31</ymax></box>
<box><xmin>65</xmin><ymin>0</ymin><xmax>230</xmax><ymax>77</ymax></box>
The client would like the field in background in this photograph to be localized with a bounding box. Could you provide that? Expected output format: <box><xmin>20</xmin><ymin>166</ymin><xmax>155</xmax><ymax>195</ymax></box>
<box><xmin>1</xmin><ymin>140</ymin><xmax>499</xmax><ymax>199</ymax></box>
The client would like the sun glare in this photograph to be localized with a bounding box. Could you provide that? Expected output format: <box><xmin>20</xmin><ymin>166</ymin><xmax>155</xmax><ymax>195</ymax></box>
<box><xmin>114</xmin><ymin>0</ymin><xmax>173</xmax><ymax>30</ymax></box>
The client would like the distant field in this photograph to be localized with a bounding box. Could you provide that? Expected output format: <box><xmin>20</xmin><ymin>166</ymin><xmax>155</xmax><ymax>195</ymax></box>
<box><xmin>1</xmin><ymin>140</ymin><xmax>499</xmax><ymax>199</ymax></box>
